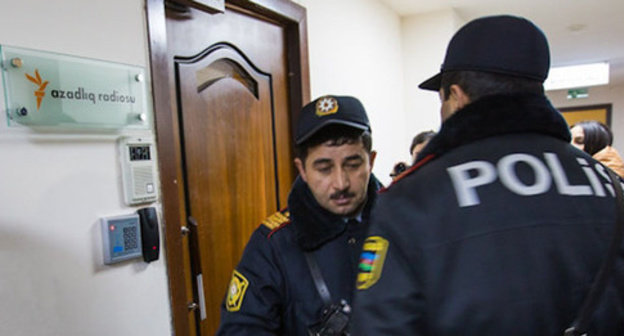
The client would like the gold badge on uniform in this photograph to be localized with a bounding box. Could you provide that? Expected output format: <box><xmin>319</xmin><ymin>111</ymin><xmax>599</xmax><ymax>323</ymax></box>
<box><xmin>226</xmin><ymin>270</ymin><xmax>249</xmax><ymax>312</ymax></box>
<box><xmin>315</xmin><ymin>96</ymin><xmax>339</xmax><ymax>116</ymax></box>
<box><xmin>356</xmin><ymin>236</ymin><xmax>389</xmax><ymax>290</ymax></box>
<box><xmin>262</xmin><ymin>210</ymin><xmax>290</xmax><ymax>230</ymax></box>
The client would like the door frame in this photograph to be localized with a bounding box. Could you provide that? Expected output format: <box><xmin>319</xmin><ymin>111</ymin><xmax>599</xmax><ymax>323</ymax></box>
<box><xmin>145</xmin><ymin>0</ymin><xmax>310</xmax><ymax>334</ymax></box>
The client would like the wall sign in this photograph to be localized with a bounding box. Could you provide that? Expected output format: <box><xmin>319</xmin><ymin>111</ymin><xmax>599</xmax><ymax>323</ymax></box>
<box><xmin>1</xmin><ymin>45</ymin><xmax>151</xmax><ymax>129</ymax></box>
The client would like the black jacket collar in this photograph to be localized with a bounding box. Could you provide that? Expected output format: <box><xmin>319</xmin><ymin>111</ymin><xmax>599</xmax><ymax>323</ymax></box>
<box><xmin>417</xmin><ymin>93</ymin><xmax>571</xmax><ymax>161</ymax></box>
<box><xmin>288</xmin><ymin>174</ymin><xmax>381</xmax><ymax>251</ymax></box>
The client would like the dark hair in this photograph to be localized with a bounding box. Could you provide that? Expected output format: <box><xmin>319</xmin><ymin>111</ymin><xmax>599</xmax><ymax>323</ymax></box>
<box><xmin>294</xmin><ymin>124</ymin><xmax>372</xmax><ymax>162</ymax></box>
<box><xmin>410</xmin><ymin>130</ymin><xmax>436</xmax><ymax>154</ymax></box>
<box><xmin>572</xmin><ymin>120</ymin><xmax>612</xmax><ymax>155</ymax></box>
<box><xmin>441</xmin><ymin>70</ymin><xmax>544</xmax><ymax>102</ymax></box>
<box><xmin>390</xmin><ymin>162</ymin><xmax>408</xmax><ymax>178</ymax></box>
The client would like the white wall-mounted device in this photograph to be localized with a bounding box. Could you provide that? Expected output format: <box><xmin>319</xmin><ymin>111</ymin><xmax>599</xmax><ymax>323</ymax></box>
<box><xmin>119</xmin><ymin>136</ymin><xmax>158</xmax><ymax>205</ymax></box>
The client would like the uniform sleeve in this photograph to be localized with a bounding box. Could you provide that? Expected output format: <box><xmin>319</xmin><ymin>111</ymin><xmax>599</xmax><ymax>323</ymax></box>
<box><xmin>216</xmin><ymin>228</ymin><xmax>284</xmax><ymax>336</ymax></box>
<box><xmin>351</xmin><ymin>194</ymin><xmax>427</xmax><ymax>335</ymax></box>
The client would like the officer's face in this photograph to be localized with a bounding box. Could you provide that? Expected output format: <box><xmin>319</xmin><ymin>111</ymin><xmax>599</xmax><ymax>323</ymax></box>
<box><xmin>295</xmin><ymin>140</ymin><xmax>376</xmax><ymax>217</ymax></box>
<box><xmin>570</xmin><ymin>125</ymin><xmax>585</xmax><ymax>151</ymax></box>
<box><xmin>411</xmin><ymin>141</ymin><xmax>429</xmax><ymax>162</ymax></box>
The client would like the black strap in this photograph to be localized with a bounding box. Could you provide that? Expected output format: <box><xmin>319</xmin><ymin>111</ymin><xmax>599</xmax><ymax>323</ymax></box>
<box><xmin>565</xmin><ymin>169</ymin><xmax>624</xmax><ymax>336</ymax></box>
<box><xmin>305</xmin><ymin>252</ymin><xmax>332</xmax><ymax>306</ymax></box>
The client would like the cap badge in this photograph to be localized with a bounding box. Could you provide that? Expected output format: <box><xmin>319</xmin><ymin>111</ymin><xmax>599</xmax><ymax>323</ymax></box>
<box><xmin>315</xmin><ymin>96</ymin><xmax>339</xmax><ymax>116</ymax></box>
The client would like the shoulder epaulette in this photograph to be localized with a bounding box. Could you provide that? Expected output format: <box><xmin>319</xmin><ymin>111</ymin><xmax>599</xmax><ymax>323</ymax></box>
<box><xmin>261</xmin><ymin>209</ymin><xmax>290</xmax><ymax>231</ymax></box>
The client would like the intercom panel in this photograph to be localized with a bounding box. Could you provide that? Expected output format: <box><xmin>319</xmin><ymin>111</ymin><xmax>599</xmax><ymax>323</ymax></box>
<box><xmin>119</xmin><ymin>136</ymin><xmax>158</xmax><ymax>205</ymax></box>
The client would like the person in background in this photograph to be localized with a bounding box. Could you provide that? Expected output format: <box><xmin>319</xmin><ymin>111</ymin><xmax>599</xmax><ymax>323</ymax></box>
<box><xmin>410</xmin><ymin>130</ymin><xmax>436</xmax><ymax>163</ymax></box>
<box><xmin>390</xmin><ymin>131</ymin><xmax>437</xmax><ymax>181</ymax></box>
<box><xmin>571</xmin><ymin>120</ymin><xmax>624</xmax><ymax>177</ymax></box>
<box><xmin>389</xmin><ymin>161</ymin><xmax>408</xmax><ymax>181</ymax></box>
<box><xmin>352</xmin><ymin>15</ymin><xmax>624</xmax><ymax>335</ymax></box>
<box><xmin>217</xmin><ymin>95</ymin><xmax>381</xmax><ymax>335</ymax></box>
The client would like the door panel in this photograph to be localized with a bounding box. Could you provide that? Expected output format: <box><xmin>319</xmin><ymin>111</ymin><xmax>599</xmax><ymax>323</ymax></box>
<box><xmin>147</xmin><ymin>0</ymin><xmax>308</xmax><ymax>334</ymax></box>
<box><xmin>165</xmin><ymin>3</ymin><xmax>297</xmax><ymax>334</ymax></box>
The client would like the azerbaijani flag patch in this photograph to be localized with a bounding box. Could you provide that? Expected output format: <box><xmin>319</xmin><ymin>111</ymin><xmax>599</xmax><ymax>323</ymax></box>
<box><xmin>356</xmin><ymin>236</ymin><xmax>389</xmax><ymax>290</ymax></box>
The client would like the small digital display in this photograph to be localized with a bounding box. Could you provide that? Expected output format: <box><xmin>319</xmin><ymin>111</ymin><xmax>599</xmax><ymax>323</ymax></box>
<box><xmin>129</xmin><ymin>145</ymin><xmax>151</xmax><ymax>161</ymax></box>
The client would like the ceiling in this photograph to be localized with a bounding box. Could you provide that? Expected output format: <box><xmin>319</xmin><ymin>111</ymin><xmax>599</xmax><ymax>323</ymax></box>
<box><xmin>378</xmin><ymin>0</ymin><xmax>624</xmax><ymax>87</ymax></box>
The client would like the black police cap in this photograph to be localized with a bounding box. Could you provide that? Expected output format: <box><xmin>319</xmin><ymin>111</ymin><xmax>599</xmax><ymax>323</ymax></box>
<box><xmin>295</xmin><ymin>95</ymin><xmax>371</xmax><ymax>145</ymax></box>
<box><xmin>419</xmin><ymin>15</ymin><xmax>550</xmax><ymax>91</ymax></box>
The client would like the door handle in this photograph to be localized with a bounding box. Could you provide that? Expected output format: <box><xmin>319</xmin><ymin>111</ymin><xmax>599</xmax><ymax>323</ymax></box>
<box><xmin>186</xmin><ymin>215</ymin><xmax>206</xmax><ymax>321</ymax></box>
<box><xmin>196</xmin><ymin>273</ymin><xmax>207</xmax><ymax>320</ymax></box>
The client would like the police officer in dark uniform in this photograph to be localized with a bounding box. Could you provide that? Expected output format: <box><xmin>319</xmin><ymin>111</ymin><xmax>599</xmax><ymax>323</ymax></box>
<box><xmin>352</xmin><ymin>15</ymin><xmax>624</xmax><ymax>335</ymax></box>
<box><xmin>217</xmin><ymin>95</ymin><xmax>381</xmax><ymax>335</ymax></box>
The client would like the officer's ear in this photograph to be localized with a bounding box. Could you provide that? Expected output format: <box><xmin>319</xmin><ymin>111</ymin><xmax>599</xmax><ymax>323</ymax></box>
<box><xmin>369</xmin><ymin>150</ymin><xmax>377</xmax><ymax>170</ymax></box>
<box><xmin>294</xmin><ymin>157</ymin><xmax>308</xmax><ymax>183</ymax></box>
<box><xmin>449</xmin><ymin>84</ymin><xmax>471</xmax><ymax>109</ymax></box>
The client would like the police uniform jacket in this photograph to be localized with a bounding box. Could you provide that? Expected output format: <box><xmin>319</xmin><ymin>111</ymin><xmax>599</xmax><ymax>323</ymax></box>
<box><xmin>352</xmin><ymin>93</ymin><xmax>624</xmax><ymax>335</ymax></box>
<box><xmin>217</xmin><ymin>175</ymin><xmax>381</xmax><ymax>335</ymax></box>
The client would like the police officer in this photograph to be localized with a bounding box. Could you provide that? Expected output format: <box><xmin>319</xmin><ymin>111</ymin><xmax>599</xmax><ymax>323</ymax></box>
<box><xmin>352</xmin><ymin>15</ymin><xmax>624</xmax><ymax>335</ymax></box>
<box><xmin>217</xmin><ymin>95</ymin><xmax>381</xmax><ymax>335</ymax></box>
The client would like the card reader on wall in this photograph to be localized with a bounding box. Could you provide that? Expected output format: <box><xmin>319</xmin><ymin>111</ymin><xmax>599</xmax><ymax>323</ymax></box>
<box><xmin>119</xmin><ymin>136</ymin><xmax>158</xmax><ymax>205</ymax></box>
<box><xmin>101</xmin><ymin>208</ymin><xmax>160</xmax><ymax>264</ymax></box>
<box><xmin>101</xmin><ymin>214</ymin><xmax>143</xmax><ymax>264</ymax></box>
<box><xmin>138</xmin><ymin>207</ymin><xmax>160</xmax><ymax>262</ymax></box>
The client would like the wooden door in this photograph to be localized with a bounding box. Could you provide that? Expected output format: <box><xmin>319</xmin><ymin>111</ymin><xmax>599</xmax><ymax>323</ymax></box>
<box><xmin>146</xmin><ymin>0</ymin><xmax>309</xmax><ymax>335</ymax></box>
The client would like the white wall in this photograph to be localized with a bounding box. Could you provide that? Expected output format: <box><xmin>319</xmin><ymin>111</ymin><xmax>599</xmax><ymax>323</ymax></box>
<box><xmin>547</xmin><ymin>83</ymin><xmax>624</xmax><ymax>151</ymax></box>
<box><xmin>402</xmin><ymin>10</ymin><xmax>463</xmax><ymax>154</ymax></box>
<box><xmin>0</xmin><ymin>1</ymin><xmax>172</xmax><ymax>335</ymax></box>
<box><xmin>293</xmin><ymin>0</ymin><xmax>405</xmax><ymax>185</ymax></box>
